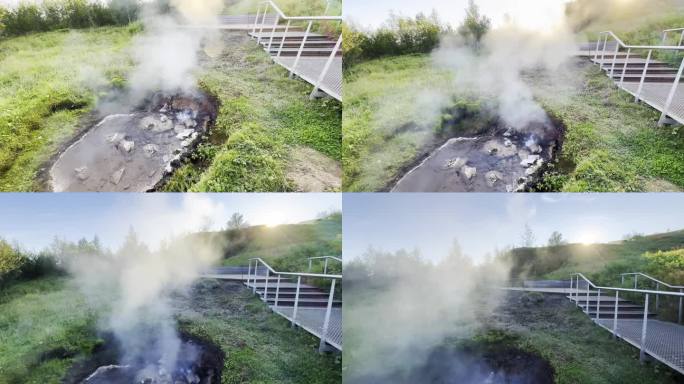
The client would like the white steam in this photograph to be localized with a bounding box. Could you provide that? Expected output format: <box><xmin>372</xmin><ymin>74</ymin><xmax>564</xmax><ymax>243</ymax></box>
<box><xmin>433</xmin><ymin>21</ymin><xmax>577</xmax><ymax>130</ymax></box>
<box><xmin>345</xmin><ymin>245</ymin><xmax>510</xmax><ymax>380</ymax></box>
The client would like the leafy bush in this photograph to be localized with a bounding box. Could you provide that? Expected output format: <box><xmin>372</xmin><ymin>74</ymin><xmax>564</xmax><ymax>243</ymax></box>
<box><xmin>0</xmin><ymin>0</ymin><xmax>140</xmax><ymax>37</ymax></box>
<box><xmin>644</xmin><ymin>248</ymin><xmax>684</xmax><ymax>285</ymax></box>
<box><xmin>344</xmin><ymin>14</ymin><xmax>446</xmax><ymax>68</ymax></box>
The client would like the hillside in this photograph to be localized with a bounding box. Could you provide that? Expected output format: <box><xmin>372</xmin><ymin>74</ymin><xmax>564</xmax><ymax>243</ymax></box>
<box><xmin>504</xmin><ymin>229</ymin><xmax>684</xmax><ymax>281</ymax></box>
<box><xmin>199</xmin><ymin>213</ymin><xmax>342</xmax><ymax>269</ymax></box>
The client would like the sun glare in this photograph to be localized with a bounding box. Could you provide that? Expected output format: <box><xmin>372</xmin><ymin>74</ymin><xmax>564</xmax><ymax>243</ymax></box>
<box><xmin>263</xmin><ymin>212</ymin><xmax>286</xmax><ymax>228</ymax></box>
<box><xmin>578</xmin><ymin>231</ymin><xmax>600</xmax><ymax>246</ymax></box>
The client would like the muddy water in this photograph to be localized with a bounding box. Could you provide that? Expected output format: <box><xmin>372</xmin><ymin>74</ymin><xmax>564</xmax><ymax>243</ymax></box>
<box><xmin>49</xmin><ymin>94</ymin><xmax>216</xmax><ymax>192</ymax></box>
<box><xmin>392</xmin><ymin>122</ymin><xmax>562</xmax><ymax>192</ymax></box>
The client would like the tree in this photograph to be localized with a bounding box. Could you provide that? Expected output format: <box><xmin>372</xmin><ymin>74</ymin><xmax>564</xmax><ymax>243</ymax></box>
<box><xmin>521</xmin><ymin>224</ymin><xmax>536</xmax><ymax>248</ymax></box>
<box><xmin>227</xmin><ymin>212</ymin><xmax>247</xmax><ymax>231</ymax></box>
<box><xmin>547</xmin><ymin>231</ymin><xmax>566</xmax><ymax>247</ymax></box>
<box><xmin>457</xmin><ymin>0</ymin><xmax>491</xmax><ymax>49</ymax></box>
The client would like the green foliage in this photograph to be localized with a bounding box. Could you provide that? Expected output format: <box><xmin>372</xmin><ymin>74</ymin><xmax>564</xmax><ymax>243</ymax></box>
<box><xmin>0</xmin><ymin>0</ymin><xmax>139</xmax><ymax>37</ymax></box>
<box><xmin>0</xmin><ymin>27</ymin><xmax>135</xmax><ymax>191</ymax></box>
<box><xmin>644</xmin><ymin>249</ymin><xmax>684</xmax><ymax>284</ymax></box>
<box><xmin>0</xmin><ymin>238</ymin><xmax>24</xmax><ymax>286</ymax></box>
<box><xmin>343</xmin><ymin>14</ymin><xmax>446</xmax><ymax>67</ymax></box>
<box><xmin>457</xmin><ymin>0</ymin><xmax>491</xmax><ymax>49</ymax></box>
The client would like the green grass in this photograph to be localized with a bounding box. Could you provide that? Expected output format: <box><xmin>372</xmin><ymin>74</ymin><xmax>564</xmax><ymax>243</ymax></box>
<box><xmin>484</xmin><ymin>293</ymin><xmax>681</xmax><ymax>384</ymax></box>
<box><xmin>342</xmin><ymin>54</ymin><xmax>453</xmax><ymax>191</ymax></box>
<box><xmin>342</xmin><ymin>51</ymin><xmax>684</xmax><ymax>192</ymax></box>
<box><xmin>176</xmin><ymin>279</ymin><xmax>341</xmax><ymax>384</ymax></box>
<box><xmin>163</xmin><ymin>32</ymin><xmax>341</xmax><ymax>192</ymax></box>
<box><xmin>1</xmin><ymin>275</ymin><xmax>341</xmax><ymax>383</ymax></box>
<box><xmin>0</xmin><ymin>276</ymin><xmax>100</xmax><ymax>384</ymax></box>
<box><xmin>221</xmin><ymin>214</ymin><xmax>342</xmax><ymax>268</ymax></box>
<box><xmin>0</xmin><ymin>26</ymin><xmax>136</xmax><ymax>191</ymax></box>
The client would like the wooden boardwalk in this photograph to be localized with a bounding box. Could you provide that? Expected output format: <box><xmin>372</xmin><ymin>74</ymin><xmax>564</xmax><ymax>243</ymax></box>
<box><xmin>577</xmin><ymin>43</ymin><xmax>684</xmax><ymax>125</ymax></box>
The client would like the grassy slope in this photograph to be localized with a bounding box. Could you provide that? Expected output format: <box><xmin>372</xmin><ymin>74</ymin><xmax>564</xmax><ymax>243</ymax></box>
<box><xmin>488</xmin><ymin>292</ymin><xmax>681</xmax><ymax>384</ymax></box>
<box><xmin>343</xmin><ymin>51</ymin><xmax>684</xmax><ymax>192</ymax></box>
<box><xmin>0</xmin><ymin>26</ymin><xmax>135</xmax><ymax>191</ymax></box>
<box><xmin>342</xmin><ymin>55</ymin><xmax>452</xmax><ymax>191</ymax></box>
<box><xmin>0</xmin><ymin>276</ymin><xmax>340</xmax><ymax>383</ymax></box>
<box><xmin>222</xmin><ymin>214</ymin><xmax>342</xmax><ymax>267</ymax></box>
<box><xmin>506</xmin><ymin>230</ymin><xmax>684</xmax><ymax>281</ymax></box>
<box><xmin>0</xmin><ymin>277</ymin><xmax>99</xmax><ymax>384</ymax></box>
<box><xmin>163</xmin><ymin>32</ymin><xmax>341</xmax><ymax>192</ymax></box>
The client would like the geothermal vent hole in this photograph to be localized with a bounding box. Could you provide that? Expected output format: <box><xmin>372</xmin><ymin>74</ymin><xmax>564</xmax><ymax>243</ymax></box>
<box><xmin>354</xmin><ymin>344</ymin><xmax>555</xmax><ymax>384</ymax></box>
<box><xmin>391</xmin><ymin>109</ymin><xmax>565</xmax><ymax>193</ymax></box>
<box><xmin>66</xmin><ymin>333</ymin><xmax>224</xmax><ymax>384</ymax></box>
<box><xmin>49</xmin><ymin>91</ymin><xmax>218</xmax><ymax>192</ymax></box>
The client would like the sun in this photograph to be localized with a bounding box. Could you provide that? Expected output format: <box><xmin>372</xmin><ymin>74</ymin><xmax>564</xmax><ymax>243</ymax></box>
<box><xmin>263</xmin><ymin>212</ymin><xmax>286</xmax><ymax>228</ymax></box>
<box><xmin>578</xmin><ymin>231</ymin><xmax>599</xmax><ymax>246</ymax></box>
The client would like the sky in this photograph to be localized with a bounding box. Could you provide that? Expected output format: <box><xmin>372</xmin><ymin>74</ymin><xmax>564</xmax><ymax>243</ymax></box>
<box><xmin>345</xmin><ymin>0</ymin><xmax>572</xmax><ymax>31</ymax></box>
<box><xmin>343</xmin><ymin>193</ymin><xmax>684</xmax><ymax>263</ymax></box>
<box><xmin>0</xmin><ymin>193</ymin><xmax>341</xmax><ymax>251</ymax></box>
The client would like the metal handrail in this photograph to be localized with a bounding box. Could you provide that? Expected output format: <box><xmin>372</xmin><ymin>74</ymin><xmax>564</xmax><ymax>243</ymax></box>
<box><xmin>592</xmin><ymin>29</ymin><xmax>684</xmax><ymax>125</ymax></box>
<box><xmin>662</xmin><ymin>28</ymin><xmax>684</xmax><ymax>47</ymax></box>
<box><xmin>307</xmin><ymin>256</ymin><xmax>342</xmax><ymax>274</ymax></box>
<box><xmin>570</xmin><ymin>272</ymin><xmax>684</xmax><ymax>364</ymax></box>
<box><xmin>247</xmin><ymin>257</ymin><xmax>340</xmax><ymax>353</ymax></box>
<box><xmin>620</xmin><ymin>272</ymin><xmax>684</xmax><ymax>289</ymax></box>
<box><xmin>251</xmin><ymin>0</ymin><xmax>342</xmax><ymax>100</ymax></box>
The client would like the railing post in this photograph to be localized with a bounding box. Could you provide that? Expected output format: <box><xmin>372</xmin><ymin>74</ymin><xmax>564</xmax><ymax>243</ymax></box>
<box><xmin>308</xmin><ymin>258</ymin><xmax>312</xmax><ymax>272</ymax></box>
<box><xmin>610</xmin><ymin>44</ymin><xmax>620</xmax><ymax>79</ymax></box>
<box><xmin>253</xmin><ymin>262</ymin><xmax>258</xmax><ymax>294</ymax></box>
<box><xmin>570</xmin><ymin>275</ymin><xmax>574</xmax><ymax>301</ymax></box>
<box><xmin>679</xmin><ymin>30</ymin><xmax>684</xmax><ymax>47</ymax></box>
<box><xmin>247</xmin><ymin>259</ymin><xmax>252</xmax><ymax>287</ymax></box>
<box><xmin>275</xmin><ymin>274</ymin><xmax>281</xmax><ymax>309</ymax></box>
<box><xmin>264</xmin><ymin>268</ymin><xmax>269</xmax><ymax>302</ymax></box>
<box><xmin>613</xmin><ymin>291</ymin><xmax>619</xmax><ymax>339</ymax></box>
<box><xmin>619</xmin><ymin>48</ymin><xmax>631</xmax><ymax>87</ymax></box>
<box><xmin>324</xmin><ymin>258</ymin><xmax>329</xmax><ymax>275</ymax></box>
<box><xmin>655</xmin><ymin>283</ymin><xmax>659</xmax><ymax>311</ymax></box>
<box><xmin>640</xmin><ymin>294</ymin><xmax>650</xmax><ymax>363</ymax></box>
<box><xmin>594</xmin><ymin>35</ymin><xmax>601</xmax><ymax>61</ymax></box>
<box><xmin>635</xmin><ymin>50</ymin><xmax>652</xmax><ymax>102</ymax></box>
<box><xmin>310</xmin><ymin>33</ymin><xmax>342</xmax><ymax>99</ymax></box>
<box><xmin>679</xmin><ymin>289</ymin><xmax>683</xmax><ymax>324</ymax></box>
<box><xmin>257</xmin><ymin>3</ymin><xmax>270</xmax><ymax>45</ymax></box>
<box><xmin>267</xmin><ymin>14</ymin><xmax>280</xmax><ymax>53</ymax></box>
<box><xmin>662</xmin><ymin>31</ymin><xmax>668</xmax><ymax>46</ymax></box>
<box><xmin>318</xmin><ymin>278</ymin><xmax>336</xmax><ymax>353</ymax></box>
<box><xmin>291</xmin><ymin>275</ymin><xmax>301</xmax><ymax>327</ymax></box>
<box><xmin>290</xmin><ymin>21</ymin><xmax>312</xmax><ymax>78</ymax></box>
<box><xmin>635</xmin><ymin>274</ymin><xmax>639</xmax><ymax>290</ymax></box>
<box><xmin>596</xmin><ymin>288</ymin><xmax>601</xmax><ymax>321</ymax></box>
<box><xmin>586</xmin><ymin>282</ymin><xmax>590</xmax><ymax>314</ymax></box>
<box><xmin>277</xmin><ymin>20</ymin><xmax>291</xmax><ymax>57</ymax></box>
<box><xmin>658</xmin><ymin>56</ymin><xmax>684</xmax><ymax>126</ymax></box>
<box><xmin>621</xmin><ymin>274</ymin><xmax>625</xmax><ymax>285</ymax></box>
<box><xmin>600</xmin><ymin>34</ymin><xmax>608</xmax><ymax>69</ymax></box>
<box><xmin>252</xmin><ymin>5</ymin><xmax>261</xmax><ymax>35</ymax></box>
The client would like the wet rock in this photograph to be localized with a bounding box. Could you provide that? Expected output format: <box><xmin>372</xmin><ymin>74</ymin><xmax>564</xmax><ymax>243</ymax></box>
<box><xmin>181</xmin><ymin>139</ymin><xmax>192</xmax><ymax>148</ymax></box>
<box><xmin>504</xmin><ymin>138</ymin><xmax>513</xmax><ymax>147</ymax></box>
<box><xmin>74</xmin><ymin>166</ymin><xmax>89</xmax><ymax>181</ymax></box>
<box><xmin>444</xmin><ymin>157</ymin><xmax>466</xmax><ymax>170</ymax></box>
<box><xmin>503</xmin><ymin>128</ymin><xmax>513</xmax><ymax>137</ymax></box>
<box><xmin>160</xmin><ymin>115</ymin><xmax>168</xmax><ymax>123</ymax></box>
<box><xmin>483</xmin><ymin>140</ymin><xmax>517</xmax><ymax>157</ymax></box>
<box><xmin>485</xmin><ymin>170</ymin><xmax>503</xmax><ymax>187</ymax></box>
<box><xmin>106</xmin><ymin>132</ymin><xmax>124</xmax><ymax>143</ymax></box>
<box><xmin>118</xmin><ymin>139</ymin><xmax>135</xmax><ymax>153</ymax></box>
<box><xmin>521</xmin><ymin>155</ymin><xmax>540</xmax><ymax>168</ymax></box>
<box><xmin>111</xmin><ymin>167</ymin><xmax>125</xmax><ymax>185</ymax></box>
<box><xmin>526</xmin><ymin>163</ymin><xmax>542</xmax><ymax>176</ymax></box>
<box><xmin>140</xmin><ymin>116</ymin><xmax>173</xmax><ymax>132</ymax></box>
<box><xmin>528</xmin><ymin>143</ymin><xmax>542</xmax><ymax>154</ymax></box>
<box><xmin>184</xmin><ymin>119</ymin><xmax>197</xmax><ymax>128</ymax></box>
<box><xmin>143</xmin><ymin>144</ymin><xmax>159</xmax><ymax>158</ymax></box>
<box><xmin>176</xmin><ymin>129</ymin><xmax>194</xmax><ymax>140</ymax></box>
<box><xmin>174</xmin><ymin>124</ymin><xmax>186</xmax><ymax>134</ymax></box>
<box><xmin>462</xmin><ymin>165</ymin><xmax>477</xmax><ymax>180</ymax></box>
<box><xmin>159</xmin><ymin>104</ymin><xmax>168</xmax><ymax>113</ymax></box>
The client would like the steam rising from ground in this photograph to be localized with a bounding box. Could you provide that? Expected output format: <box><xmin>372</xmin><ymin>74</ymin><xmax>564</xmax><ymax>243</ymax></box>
<box><xmin>433</xmin><ymin>22</ymin><xmax>577</xmax><ymax>130</ymax></box>
<box><xmin>109</xmin><ymin>0</ymin><xmax>225</xmax><ymax>109</ymax></box>
<box><xmin>65</xmin><ymin>198</ymin><xmax>225</xmax><ymax>374</ymax></box>
<box><xmin>345</xmin><ymin>245</ymin><xmax>510</xmax><ymax>380</ymax></box>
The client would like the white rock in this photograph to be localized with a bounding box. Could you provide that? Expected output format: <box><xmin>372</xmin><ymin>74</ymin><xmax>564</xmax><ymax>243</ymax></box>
<box><xmin>444</xmin><ymin>157</ymin><xmax>466</xmax><ymax>170</ymax></box>
<box><xmin>176</xmin><ymin>128</ymin><xmax>194</xmax><ymax>140</ymax></box>
<box><xmin>504</xmin><ymin>138</ymin><xmax>513</xmax><ymax>147</ymax></box>
<box><xmin>119</xmin><ymin>139</ymin><xmax>134</xmax><ymax>153</ymax></box>
<box><xmin>520</xmin><ymin>155</ymin><xmax>540</xmax><ymax>168</ymax></box>
<box><xmin>174</xmin><ymin>124</ymin><xmax>186</xmax><ymax>133</ymax></box>
<box><xmin>506</xmin><ymin>184</ymin><xmax>515</xmax><ymax>192</ymax></box>
<box><xmin>185</xmin><ymin>119</ymin><xmax>197</xmax><ymax>128</ymax></box>
<box><xmin>160</xmin><ymin>115</ymin><xmax>168</xmax><ymax>123</ymax></box>
<box><xmin>485</xmin><ymin>170</ymin><xmax>503</xmax><ymax>187</ymax></box>
<box><xmin>528</xmin><ymin>143</ymin><xmax>542</xmax><ymax>154</ymax></box>
<box><xmin>111</xmin><ymin>167</ymin><xmax>125</xmax><ymax>185</ymax></box>
<box><xmin>143</xmin><ymin>144</ymin><xmax>158</xmax><ymax>158</ymax></box>
<box><xmin>526</xmin><ymin>164</ymin><xmax>542</xmax><ymax>176</ymax></box>
<box><xmin>106</xmin><ymin>132</ymin><xmax>124</xmax><ymax>143</ymax></box>
<box><xmin>74</xmin><ymin>166</ymin><xmax>89</xmax><ymax>181</ymax></box>
<box><xmin>462</xmin><ymin>165</ymin><xmax>477</xmax><ymax>180</ymax></box>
